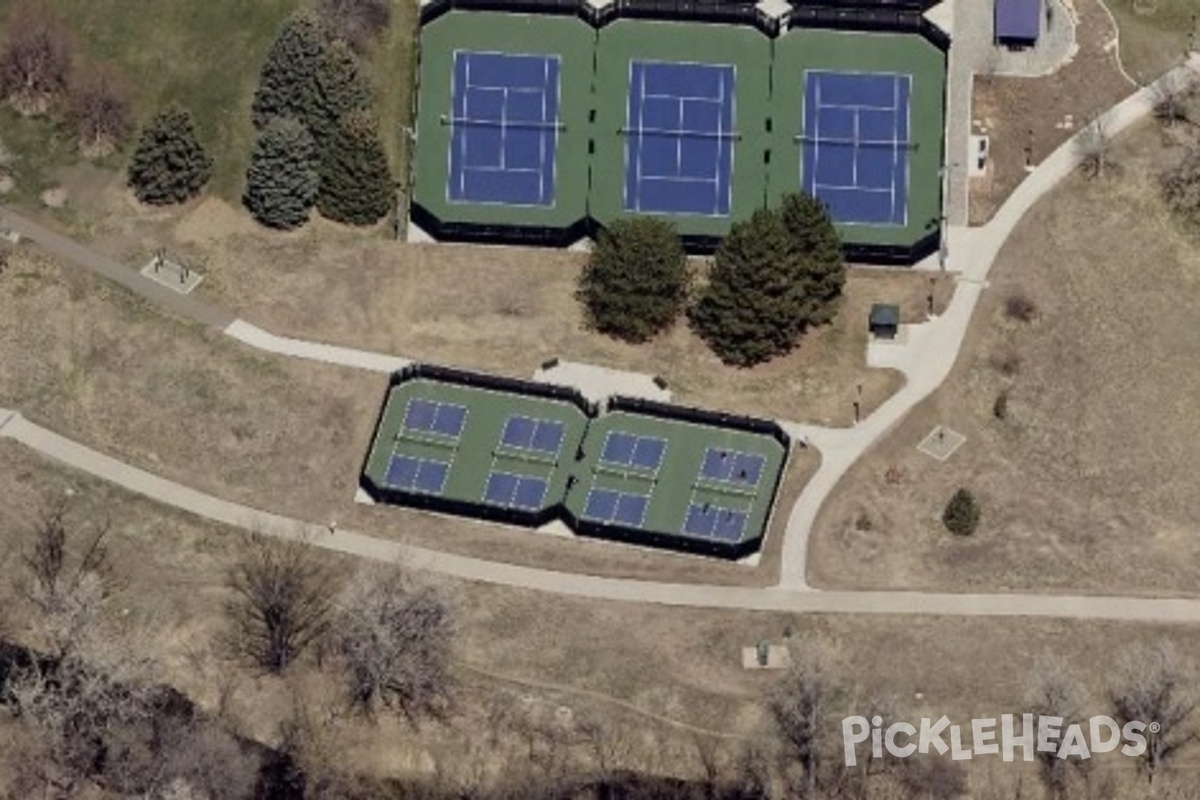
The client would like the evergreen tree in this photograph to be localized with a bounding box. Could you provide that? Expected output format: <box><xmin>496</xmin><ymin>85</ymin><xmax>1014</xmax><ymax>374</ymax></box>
<box><xmin>689</xmin><ymin>208</ymin><xmax>809</xmax><ymax>367</ymax></box>
<box><xmin>304</xmin><ymin>39</ymin><xmax>371</xmax><ymax>153</ymax></box>
<box><xmin>243</xmin><ymin>116</ymin><xmax>319</xmax><ymax>230</ymax></box>
<box><xmin>942</xmin><ymin>488</ymin><xmax>981</xmax><ymax>536</ymax></box>
<box><xmin>779</xmin><ymin>191</ymin><xmax>846</xmax><ymax>325</ymax></box>
<box><xmin>126</xmin><ymin>106</ymin><xmax>212</xmax><ymax>205</ymax></box>
<box><xmin>317</xmin><ymin>112</ymin><xmax>393</xmax><ymax>225</ymax></box>
<box><xmin>251</xmin><ymin>14</ymin><xmax>326</xmax><ymax>128</ymax></box>
<box><xmin>577</xmin><ymin>216</ymin><xmax>690</xmax><ymax>343</ymax></box>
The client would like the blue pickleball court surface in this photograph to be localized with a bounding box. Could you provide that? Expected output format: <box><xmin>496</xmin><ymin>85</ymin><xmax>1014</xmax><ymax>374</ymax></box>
<box><xmin>623</xmin><ymin>61</ymin><xmax>736</xmax><ymax>216</ymax></box>
<box><xmin>447</xmin><ymin>51</ymin><xmax>561</xmax><ymax>207</ymax></box>
<box><xmin>801</xmin><ymin>71</ymin><xmax>912</xmax><ymax>226</ymax></box>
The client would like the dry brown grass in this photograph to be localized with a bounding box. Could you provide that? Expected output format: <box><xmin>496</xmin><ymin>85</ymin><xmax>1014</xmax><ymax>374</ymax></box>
<box><xmin>0</xmin><ymin>247</ymin><xmax>820</xmax><ymax>585</ymax></box>
<box><xmin>810</xmin><ymin>119</ymin><xmax>1200</xmax><ymax>596</ymax></box>
<box><xmin>39</xmin><ymin>188</ymin><xmax>953</xmax><ymax>427</ymax></box>
<box><xmin>7</xmin><ymin>442</ymin><xmax>1200</xmax><ymax>791</ymax></box>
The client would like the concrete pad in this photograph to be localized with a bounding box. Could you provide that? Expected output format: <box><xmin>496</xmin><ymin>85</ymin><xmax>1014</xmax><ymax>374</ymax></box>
<box><xmin>140</xmin><ymin>256</ymin><xmax>203</xmax><ymax>294</ymax></box>
<box><xmin>917</xmin><ymin>425</ymin><xmax>966</xmax><ymax>462</ymax></box>
<box><xmin>742</xmin><ymin>643</ymin><xmax>792</xmax><ymax>670</ymax></box>
<box><xmin>533</xmin><ymin>360</ymin><xmax>671</xmax><ymax>405</ymax></box>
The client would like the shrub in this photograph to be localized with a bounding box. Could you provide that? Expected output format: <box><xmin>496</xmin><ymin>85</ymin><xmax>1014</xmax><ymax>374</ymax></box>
<box><xmin>1003</xmin><ymin>291</ymin><xmax>1038</xmax><ymax>322</ymax></box>
<box><xmin>243</xmin><ymin>116</ymin><xmax>319</xmax><ymax>230</ymax></box>
<box><xmin>943</xmin><ymin>488</ymin><xmax>981</xmax><ymax>536</ymax></box>
<box><xmin>305</xmin><ymin>39</ymin><xmax>372</xmax><ymax>153</ymax></box>
<box><xmin>1162</xmin><ymin>146</ymin><xmax>1200</xmax><ymax>228</ymax></box>
<box><xmin>993</xmin><ymin>389</ymin><xmax>1009</xmax><ymax>420</ymax></box>
<box><xmin>577</xmin><ymin>216</ymin><xmax>690</xmax><ymax>343</ymax></box>
<box><xmin>126</xmin><ymin>107</ymin><xmax>212</xmax><ymax>205</ymax></box>
<box><xmin>689</xmin><ymin>207</ymin><xmax>808</xmax><ymax>366</ymax></box>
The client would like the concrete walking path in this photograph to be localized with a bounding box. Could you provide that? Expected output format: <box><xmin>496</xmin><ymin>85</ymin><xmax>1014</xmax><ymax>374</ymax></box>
<box><xmin>0</xmin><ymin>58</ymin><xmax>1197</xmax><ymax>604</ymax></box>
<box><xmin>5</xmin><ymin>407</ymin><xmax>1200</xmax><ymax>623</ymax></box>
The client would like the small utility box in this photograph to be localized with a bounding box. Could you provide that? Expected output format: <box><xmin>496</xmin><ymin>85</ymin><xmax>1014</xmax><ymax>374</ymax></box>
<box><xmin>869</xmin><ymin>304</ymin><xmax>901</xmax><ymax>340</ymax></box>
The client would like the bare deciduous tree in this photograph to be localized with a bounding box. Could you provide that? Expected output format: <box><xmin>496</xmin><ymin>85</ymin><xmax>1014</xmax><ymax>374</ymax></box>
<box><xmin>315</xmin><ymin>0</ymin><xmax>391</xmax><ymax>53</ymax></box>
<box><xmin>1112</xmin><ymin>640</ymin><xmax>1198</xmax><ymax>787</ymax></box>
<box><xmin>1027</xmin><ymin>657</ymin><xmax>1089</xmax><ymax>800</ymax></box>
<box><xmin>767</xmin><ymin>649</ymin><xmax>841</xmax><ymax>798</ymax></box>
<box><xmin>1153</xmin><ymin>69</ymin><xmax>1195</xmax><ymax>127</ymax></box>
<box><xmin>68</xmin><ymin>65</ymin><xmax>132</xmax><ymax>157</ymax></box>
<box><xmin>225</xmin><ymin>533</ymin><xmax>340</xmax><ymax>673</ymax></box>
<box><xmin>1077</xmin><ymin>113</ymin><xmax>1115</xmax><ymax>180</ymax></box>
<box><xmin>1162</xmin><ymin>145</ymin><xmax>1200</xmax><ymax>227</ymax></box>
<box><xmin>0</xmin><ymin>2</ymin><xmax>72</xmax><ymax>115</ymax></box>
<box><xmin>333</xmin><ymin>564</ymin><xmax>454</xmax><ymax>719</ymax></box>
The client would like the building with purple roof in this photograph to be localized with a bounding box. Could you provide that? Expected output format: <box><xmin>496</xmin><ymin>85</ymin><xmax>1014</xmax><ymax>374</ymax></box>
<box><xmin>995</xmin><ymin>0</ymin><xmax>1042</xmax><ymax>47</ymax></box>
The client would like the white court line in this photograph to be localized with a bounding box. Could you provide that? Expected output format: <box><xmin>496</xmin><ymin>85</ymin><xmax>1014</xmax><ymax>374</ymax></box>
<box><xmin>540</xmin><ymin>58</ymin><xmax>549</xmax><ymax>205</ymax></box>
<box><xmin>817</xmin><ymin>102</ymin><xmax>899</xmax><ymax>112</ymax></box>
<box><xmin>639</xmin><ymin>175</ymin><xmax>720</xmax><ymax>184</ymax></box>
<box><xmin>643</xmin><ymin>92</ymin><xmax>725</xmax><ymax>102</ymax></box>
<box><xmin>713</xmin><ymin>68</ymin><xmax>726</xmax><ymax>216</ymax></box>
<box><xmin>812</xmin><ymin>183</ymin><xmax>893</xmax><ymax>194</ymax></box>
<box><xmin>889</xmin><ymin>76</ymin><xmax>900</xmax><ymax>224</ymax></box>
<box><xmin>675</xmin><ymin>97</ymin><xmax>684</xmax><ymax>179</ymax></box>
<box><xmin>463</xmin><ymin>166</ymin><xmax>543</xmax><ymax>174</ymax></box>
<box><xmin>459</xmin><ymin>56</ymin><xmax>471</xmax><ymax>197</ymax></box>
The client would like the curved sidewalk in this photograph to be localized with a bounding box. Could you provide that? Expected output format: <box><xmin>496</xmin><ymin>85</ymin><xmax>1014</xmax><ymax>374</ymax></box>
<box><xmin>5</xmin><ymin>407</ymin><xmax>1200</xmax><ymax>623</ymax></box>
<box><xmin>1</xmin><ymin>58</ymin><xmax>1196</xmax><ymax>599</ymax></box>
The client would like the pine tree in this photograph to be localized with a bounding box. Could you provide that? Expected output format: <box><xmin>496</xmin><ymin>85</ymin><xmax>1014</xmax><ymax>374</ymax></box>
<box><xmin>689</xmin><ymin>208</ymin><xmax>809</xmax><ymax>367</ymax></box>
<box><xmin>126</xmin><ymin>106</ymin><xmax>212</xmax><ymax>205</ymax></box>
<box><xmin>251</xmin><ymin>14</ymin><xmax>326</xmax><ymax>129</ymax></box>
<box><xmin>317</xmin><ymin>112</ymin><xmax>393</xmax><ymax>225</ymax></box>
<box><xmin>942</xmin><ymin>488</ymin><xmax>981</xmax><ymax>536</ymax></box>
<box><xmin>243</xmin><ymin>116</ymin><xmax>319</xmax><ymax>230</ymax></box>
<box><xmin>577</xmin><ymin>217</ymin><xmax>690</xmax><ymax>343</ymax></box>
<box><xmin>305</xmin><ymin>39</ymin><xmax>371</xmax><ymax>153</ymax></box>
<box><xmin>779</xmin><ymin>191</ymin><xmax>846</xmax><ymax>325</ymax></box>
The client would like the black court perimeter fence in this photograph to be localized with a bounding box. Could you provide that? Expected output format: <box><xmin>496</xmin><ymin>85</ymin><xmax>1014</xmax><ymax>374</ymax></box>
<box><xmin>566</xmin><ymin>509</ymin><xmax>762</xmax><ymax>559</ymax></box>
<box><xmin>845</xmin><ymin>227</ymin><xmax>940</xmax><ymax>266</ymax></box>
<box><xmin>410</xmin><ymin>203</ymin><xmax>592</xmax><ymax>249</ymax></box>
<box><xmin>786</xmin><ymin>5</ymin><xmax>950</xmax><ymax>49</ymax></box>
<box><xmin>358</xmin><ymin>363</ymin><xmax>597</xmax><ymax>528</ymax></box>
<box><xmin>420</xmin><ymin>0</ymin><xmax>776</xmax><ymax>32</ymax></box>
<box><xmin>790</xmin><ymin>0</ymin><xmax>940</xmax><ymax>12</ymax></box>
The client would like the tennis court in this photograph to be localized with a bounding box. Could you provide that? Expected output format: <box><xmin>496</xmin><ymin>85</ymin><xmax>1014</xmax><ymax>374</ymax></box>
<box><xmin>447</xmin><ymin>50</ymin><xmax>561</xmax><ymax>206</ymax></box>
<box><xmin>623</xmin><ymin>60</ymin><xmax>736</xmax><ymax>216</ymax></box>
<box><xmin>800</xmin><ymin>70</ymin><xmax>912</xmax><ymax>226</ymax></box>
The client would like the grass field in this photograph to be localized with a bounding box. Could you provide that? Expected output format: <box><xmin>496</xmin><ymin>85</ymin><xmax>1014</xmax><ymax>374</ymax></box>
<box><xmin>0</xmin><ymin>246</ymin><xmax>818</xmax><ymax>585</ymax></box>
<box><xmin>6</xmin><ymin>443</ymin><xmax>1200</xmax><ymax>793</ymax></box>
<box><xmin>810</xmin><ymin>119</ymin><xmax>1200</xmax><ymax>596</ymax></box>
<box><xmin>0</xmin><ymin>0</ymin><xmax>416</xmax><ymax>208</ymax></box>
<box><xmin>65</xmin><ymin>195</ymin><xmax>951</xmax><ymax>428</ymax></box>
<box><xmin>1104</xmin><ymin>0</ymin><xmax>1197</xmax><ymax>83</ymax></box>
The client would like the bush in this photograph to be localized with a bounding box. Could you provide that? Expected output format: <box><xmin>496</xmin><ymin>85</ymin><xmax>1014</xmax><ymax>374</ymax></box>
<box><xmin>1003</xmin><ymin>291</ymin><xmax>1038</xmax><ymax>322</ymax></box>
<box><xmin>243</xmin><ymin>116</ymin><xmax>319</xmax><ymax>230</ymax></box>
<box><xmin>126</xmin><ymin>107</ymin><xmax>212</xmax><ymax>205</ymax></box>
<box><xmin>689</xmin><ymin>207</ymin><xmax>808</xmax><ymax>366</ymax></box>
<box><xmin>942</xmin><ymin>488</ymin><xmax>981</xmax><ymax>536</ymax></box>
<box><xmin>1162</xmin><ymin>147</ymin><xmax>1200</xmax><ymax>228</ymax></box>
<box><xmin>577</xmin><ymin>216</ymin><xmax>690</xmax><ymax>343</ymax></box>
<box><xmin>317</xmin><ymin>111</ymin><xmax>392</xmax><ymax>225</ymax></box>
<box><xmin>993</xmin><ymin>389</ymin><xmax>1009</xmax><ymax>420</ymax></box>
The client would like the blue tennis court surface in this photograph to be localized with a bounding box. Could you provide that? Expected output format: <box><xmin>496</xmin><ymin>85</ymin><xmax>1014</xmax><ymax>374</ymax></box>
<box><xmin>699</xmin><ymin>448</ymin><xmax>765</xmax><ymax>487</ymax></box>
<box><xmin>624</xmin><ymin>61</ymin><xmax>735</xmax><ymax>216</ymax></box>
<box><xmin>683</xmin><ymin>502</ymin><xmax>747</xmax><ymax>542</ymax></box>
<box><xmin>386</xmin><ymin>455</ymin><xmax>450</xmax><ymax>495</ymax></box>
<box><xmin>403</xmin><ymin>399</ymin><xmax>467</xmax><ymax>438</ymax></box>
<box><xmin>483</xmin><ymin>471</ymin><xmax>549</xmax><ymax>510</ymax></box>
<box><xmin>801</xmin><ymin>71</ymin><xmax>911</xmax><ymax>226</ymax></box>
<box><xmin>500</xmin><ymin>415</ymin><xmax>565</xmax><ymax>457</ymax></box>
<box><xmin>583</xmin><ymin>488</ymin><xmax>650</xmax><ymax>528</ymax></box>
<box><xmin>600</xmin><ymin>431</ymin><xmax>667</xmax><ymax>471</ymax></box>
<box><xmin>448</xmin><ymin>51</ymin><xmax>561</xmax><ymax>207</ymax></box>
